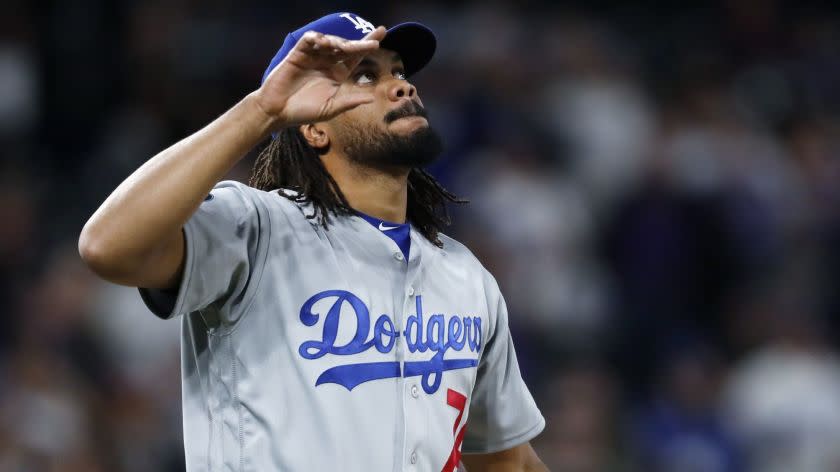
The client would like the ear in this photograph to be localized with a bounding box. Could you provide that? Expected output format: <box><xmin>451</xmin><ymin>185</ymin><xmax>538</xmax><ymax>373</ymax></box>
<box><xmin>300</xmin><ymin>123</ymin><xmax>330</xmax><ymax>151</ymax></box>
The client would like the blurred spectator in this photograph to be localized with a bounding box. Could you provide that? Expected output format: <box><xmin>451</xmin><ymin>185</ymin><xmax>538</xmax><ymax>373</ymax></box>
<box><xmin>0</xmin><ymin>171</ymin><xmax>38</xmax><ymax>344</ymax></box>
<box><xmin>0</xmin><ymin>1</ymin><xmax>38</xmax><ymax>142</ymax></box>
<box><xmin>0</xmin><ymin>345</ymin><xmax>105</xmax><ymax>472</ymax></box>
<box><xmin>724</xmin><ymin>292</ymin><xmax>840</xmax><ymax>472</ymax></box>
<box><xmin>459</xmin><ymin>146</ymin><xmax>610</xmax><ymax>352</ymax></box>
<box><xmin>542</xmin><ymin>17</ymin><xmax>654</xmax><ymax>209</ymax></box>
<box><xmin>631</xmin><ymin>343</ymin><xmax>740</xmax><ymax>472</ymax></box>
<box><xmin>533</xmin><ymin>364</ymin><xmax>629</xmax><ymax>472</ymax></box>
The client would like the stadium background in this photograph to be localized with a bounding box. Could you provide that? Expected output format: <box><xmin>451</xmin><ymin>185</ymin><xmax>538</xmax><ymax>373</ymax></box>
<box><xmin>2</xmin><ymin>1</ymin><xmax>840</xmax><ymax>470</ymax></box>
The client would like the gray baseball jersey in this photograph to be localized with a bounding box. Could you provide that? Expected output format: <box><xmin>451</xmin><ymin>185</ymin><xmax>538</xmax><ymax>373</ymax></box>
<box><xmin>140</xmin><ymin>180</ymin><xmax>544</xmax><ymax>472</ymax></box>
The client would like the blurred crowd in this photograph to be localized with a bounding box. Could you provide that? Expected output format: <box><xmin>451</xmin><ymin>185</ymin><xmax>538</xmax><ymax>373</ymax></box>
<box><xmin>2</xmin><ymin>1</ymin><xmax>839</xmax><ymax>471</ymax></box>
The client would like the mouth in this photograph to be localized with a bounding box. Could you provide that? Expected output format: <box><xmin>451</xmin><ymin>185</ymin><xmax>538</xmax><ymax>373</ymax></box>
<box><xmin>384</xmin><ymin>102</ymin><xmax>428</xmax><ymax>124</ymax></box>
<box><xmin>388</xmin><ymin>115</ymin><xmax>429</xmax><ymax>133</ymax></box>
<box><xmin>394</xmin><ymin>115</ymin><xmax>427</xmax><ymax>122</ymax></box>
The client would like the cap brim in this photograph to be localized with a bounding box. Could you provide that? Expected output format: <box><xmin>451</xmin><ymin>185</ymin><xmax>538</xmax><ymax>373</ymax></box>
<box><xmin>381</xmin><ymin>22</ymin><xmax>436</xmax><ymax>77</ymax></box>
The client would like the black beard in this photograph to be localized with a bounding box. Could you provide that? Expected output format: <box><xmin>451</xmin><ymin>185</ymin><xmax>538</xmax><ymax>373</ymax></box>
<box><xmin>339</xmin><ymin>106</ymin><xmax>444</xmax><ymax>169</ymax></box>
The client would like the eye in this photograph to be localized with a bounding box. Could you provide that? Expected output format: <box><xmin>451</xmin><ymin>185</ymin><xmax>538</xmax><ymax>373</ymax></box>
<box><xmin>394</xmin><ymin>70</ymin><xmax>407</xmax><ymax>80</ymax></box>
<box><xmin>355</xmin><ymin>71</ymin><xmax>377</xmax><ymax>85</ymax></box>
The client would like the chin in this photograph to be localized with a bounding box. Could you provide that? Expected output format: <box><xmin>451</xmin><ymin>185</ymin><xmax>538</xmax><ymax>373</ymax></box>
<box><xmin>342</xmin><ymin>118</ymin><xmax>443</xmax><ymax>169</ymax></box>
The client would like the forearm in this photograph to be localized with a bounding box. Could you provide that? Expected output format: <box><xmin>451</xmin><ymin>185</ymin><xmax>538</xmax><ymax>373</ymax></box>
<box><xmin>79</xmin><ymin>92</ymin><xmax>276</xmax><ymax>285</ymax></box>
<box><xmin>80</xmin><ymin>27</ymin><xmax>384</xmax><ymax>287</ymax></box>
<box><xmin>461</xmin><ymin>443</ymin><xmax>548</xmax><ymax>472</ymax></box>
<box><xmin>524</xmin><ymin>457</ymin><xmax>549</xmax><ymax>472</ymax></box>
<box><xmin>463</xmin><ymin>458</ymin><xmax>548</xmax><ymax>472</ymax></box>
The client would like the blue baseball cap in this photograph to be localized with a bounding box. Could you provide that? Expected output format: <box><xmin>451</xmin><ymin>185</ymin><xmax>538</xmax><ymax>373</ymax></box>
<box><xmin>261</xmin><ymin>12</ymin><xmax>436</xmax><ymax>84</ymax></box>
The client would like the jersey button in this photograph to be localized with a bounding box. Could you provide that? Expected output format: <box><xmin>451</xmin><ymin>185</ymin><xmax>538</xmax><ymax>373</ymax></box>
<box><xmin>394</xmin><ymin>252</ymin><xmax>404</xmax><ymax>261</ymax></box>
<box><xmin>411</xmin><ymin>384</ymin><xmax>419</xmax><ymax>398</ymax></box>
<box><xmin>410</xmin><ymin>451</ymin><xmax>417</xmax><ymax>464</ymax></box>
<box><xmin>407</xmin><ymin>286</ymin><xmax>415</xmax><ymax>296</ymax></box>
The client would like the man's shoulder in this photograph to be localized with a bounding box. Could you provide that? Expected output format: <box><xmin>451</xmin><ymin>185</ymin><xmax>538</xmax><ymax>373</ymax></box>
<box><xmin>436</xmin><ymin>232</ymin><xmax>473</xmax><ymax>258</ymax></box>
<box><xmin>212</xmin><ymin>180</ymin><xmax>288</xmax><ymax>203</ymax></box>
<box><xmin>210</xmin><ymin>180</ymin><xmax>308</xmax><ymax>216</ymax></box>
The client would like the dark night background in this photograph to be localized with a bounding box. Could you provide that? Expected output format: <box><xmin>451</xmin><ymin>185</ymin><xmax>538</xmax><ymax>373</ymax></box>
<box><xmin>2</xmin><ymin>1</ymin><xmax>840</xmax><ymax>470</ymax></box>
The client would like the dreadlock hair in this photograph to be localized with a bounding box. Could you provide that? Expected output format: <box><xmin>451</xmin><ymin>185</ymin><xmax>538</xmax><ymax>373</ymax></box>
<box><xmin>249</xmin><ymin>126</ymin><xmax>466</xmax><ymax>247</ymax></box>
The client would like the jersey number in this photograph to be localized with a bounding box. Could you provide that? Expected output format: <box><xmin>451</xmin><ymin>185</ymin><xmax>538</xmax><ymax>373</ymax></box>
<box><xmin>441</xmin><ymin>389</ymin><xmax>467</xmax><ymax>472</ymax></box>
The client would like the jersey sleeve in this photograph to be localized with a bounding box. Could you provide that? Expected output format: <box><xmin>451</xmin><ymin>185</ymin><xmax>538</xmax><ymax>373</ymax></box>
<box><xmin>139</xmin><ymin>180</ymin><xmax>270</xmax><ymax>325</ymax></box>
<box><xmin>462</xmin><ymin>274</ymin><xmax>545</xmax><ymax>454</ymax></box>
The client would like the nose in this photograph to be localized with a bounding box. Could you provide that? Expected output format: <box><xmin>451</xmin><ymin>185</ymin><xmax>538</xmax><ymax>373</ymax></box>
<box><xmin>387</xmin><ymin>79</ymin><xmax>416</xmax><ymax>101</ymax></box>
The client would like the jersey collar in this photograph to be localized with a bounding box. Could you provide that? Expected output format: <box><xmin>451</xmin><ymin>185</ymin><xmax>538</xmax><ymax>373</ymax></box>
<box><xmin>354</xmin><ymin>210</ymin><xmax>411</xmax><ymax>261</ymax></box>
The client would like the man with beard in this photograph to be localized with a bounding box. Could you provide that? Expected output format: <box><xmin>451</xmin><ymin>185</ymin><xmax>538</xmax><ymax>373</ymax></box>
<box><xmin>79</xmin><ymin>12</ymin><xmax>546</xmax><ymax>472</ymax></box>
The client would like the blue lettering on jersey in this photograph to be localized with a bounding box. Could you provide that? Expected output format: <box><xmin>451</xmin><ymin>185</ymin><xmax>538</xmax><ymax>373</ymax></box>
<box><xmin>298</xmin><ymin>290</ymin><xmax>482</xmax><ymax>394</ymax></box>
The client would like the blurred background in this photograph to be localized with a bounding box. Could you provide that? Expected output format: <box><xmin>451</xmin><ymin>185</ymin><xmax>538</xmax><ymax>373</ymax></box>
<box><xmin>2</xmin><ymin>0</ymin><xmax>840</xmax><ymax>470</ymax></box>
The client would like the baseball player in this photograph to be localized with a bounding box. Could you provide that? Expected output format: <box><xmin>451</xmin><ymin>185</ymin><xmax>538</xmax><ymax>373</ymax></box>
<box><xmin>79</xmin><ymin>12</ymin><xmax>546</xmax><ymax>472</ymax></box>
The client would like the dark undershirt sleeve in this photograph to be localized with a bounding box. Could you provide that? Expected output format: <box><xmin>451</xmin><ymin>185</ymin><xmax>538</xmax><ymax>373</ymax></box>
<box><xmin>139</xmin><ymin>286</ymin><xmax>179</xmax><ymax>319</ymax></box>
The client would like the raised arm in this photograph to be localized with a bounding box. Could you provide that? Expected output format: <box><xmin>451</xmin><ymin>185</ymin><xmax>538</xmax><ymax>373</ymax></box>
<box><xmin>78</xmin><ymin>27</ymin><xmax>386</xmax><ymax>289</ymax></box>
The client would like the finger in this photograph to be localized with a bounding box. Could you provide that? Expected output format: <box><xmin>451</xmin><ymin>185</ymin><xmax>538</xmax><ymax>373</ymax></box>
<box><xmin>300</xmin><ymin>31</ymin><xmax>380</xmax><ymax>57</ymax></box>
<box><xmin>328</xmin><ymin>90</ymin><xmax>376</xmax><ymax>116</ymax></box>
<box><xmin>323</xmin><ymin>34</ymin><xmax>379</xmax><ymax>55</ymax></box>
<box><xmin>362</xmin><ymin>26</ymin><xmax>387</xmax><ymax>42</ymax></box>
<box><xmin>299</xmin><ymin>32</ymin><xmax>346</xmax><ymax>55</ymax></box>
<box><xmin>339</xmin><ymin>27</ymin><xmax>387</xmax><ymax>71</ymax></box>
<box><xmin>300</xmin><ymin>31</ymin><xmax>324</xmax><ymax>51</ymax></box>
<box><xmin>320</xmin><ymin>27</ymin><xmax>385</xmax><ymax>50</ymax></box>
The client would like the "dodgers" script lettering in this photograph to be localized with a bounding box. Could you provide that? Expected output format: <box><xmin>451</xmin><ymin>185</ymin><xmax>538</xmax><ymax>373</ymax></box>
<box><xmin>298</xmin><ymin>290</ymin><xmax>482</xmax><ymax>394</ymax></box>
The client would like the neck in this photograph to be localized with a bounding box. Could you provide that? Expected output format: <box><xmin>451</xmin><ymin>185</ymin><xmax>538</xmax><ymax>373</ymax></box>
<box><xmin>321</xmin><ymin>154</ymin><xmax>410</xmax><ymax>223</ymax></box>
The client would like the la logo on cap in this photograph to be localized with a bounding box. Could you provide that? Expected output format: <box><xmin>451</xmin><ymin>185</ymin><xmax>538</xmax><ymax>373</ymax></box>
<box><xmin>340</xmin><ymin>13</ymin><xmax>375</xmax><ymax>33</ymax></box>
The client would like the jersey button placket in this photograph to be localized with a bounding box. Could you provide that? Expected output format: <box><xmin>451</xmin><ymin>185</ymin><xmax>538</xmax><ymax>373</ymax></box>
<box><xmin>402</xmin><ymin>237</ymin><xmax>423</xmax><ymax>470</ymax></box>
<box><xmin>403</xmin><ymin>381</ymin><xmax>425</xmax><ymax>469</ymax></box>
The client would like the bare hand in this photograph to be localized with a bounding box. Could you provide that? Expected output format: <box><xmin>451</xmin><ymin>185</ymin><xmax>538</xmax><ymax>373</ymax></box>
<box><xmin>253</xmin><ymin>26</ymin><xmax>387</xmax><ymax>129</ymax></box>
